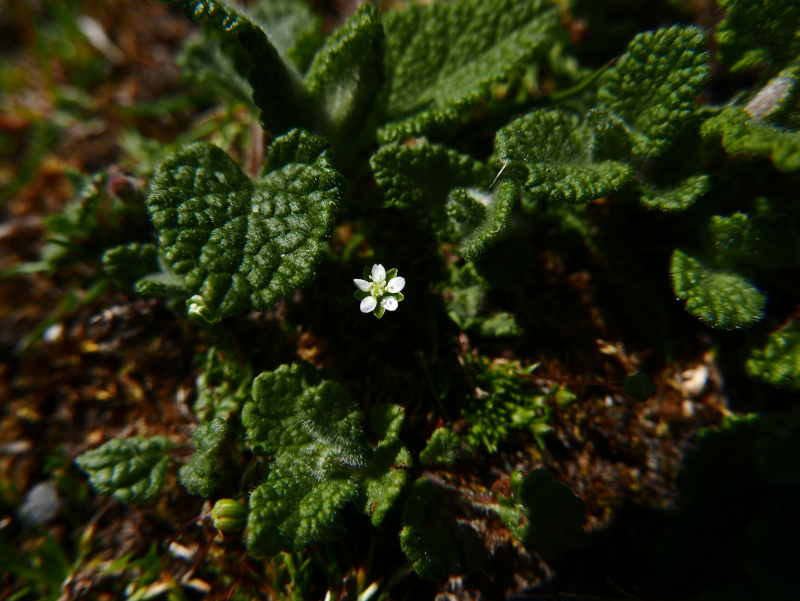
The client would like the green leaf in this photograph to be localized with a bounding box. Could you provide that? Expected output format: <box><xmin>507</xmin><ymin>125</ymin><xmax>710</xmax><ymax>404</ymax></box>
<box><xmin>243</xmin><ymin>362</ymin><xmax>371</xmax><ymax>554</ymax></box>
<box><xmin>378</xmin><ymin>0</ymin><xmax>562</xmax><ymax>141</ymax></box>
<box><xmin>496</xmin><ymin>110</ymin><xmax>634</xmax><ymax>204</ymax></box>
<box><xmin>715</xmin><ymin>0</ymin><xmax>800</xmax><ymax>71</ymax></box>
<box><xmin>102</xmin><ymin>243</ymin><xmax>158</xmax><ymax>289</ymax></box>
<box><xmin>496</xmin><ymin>469</ymin><xmax>585</xmax><ymax>558</ymax></box>
<box><xmin>75</xmin><ymin>436</ymin><xmax>176</xmax><ymax>504</ymax></box>
<box><xmin>44</xmin><ymin>171</ymin><xmax>105</xmax><ymax>238</ymax></box>
<box><xmin>746</xmin><ymin>319</ymin><xmax>800</xmax><ymax>390</ymax></box>
<box><xmin>177</xmin><ymin>29</ymin><xmax>256</xmax><ymax>109</ymax></box>
<box><xmin>419</xmin><ymin>428</ymin><xmax>461</xmax><ymax>465</ymax></box>
<box><xmin>154</xmin><ymin>0</ymin><xmax>309</xmax><ymax>134</ymax></box>
<box><xmin>242</xmin><ymin>362</ymin><xmax>369</xmax><ymax>466</ymax></box>
<box><xmin>369</xmin><ymin>401</ymin><xmax>405</xmax><ymax>442</ymax></box>
<box><xmin>303</xmin><ymin>3</ymin><xmax>383</xmax><ymax>145</ymax></box>
<box><xmin>638</xmin><ymin>174</ymin><xmax>711</xmax><ymax>212</ymax></box>
<box><xmin>445</xmin><ymin>261</ymin><xmax>487</xmax><ymax>331</ymax></box>
<box><xmin>358</xmin><ymin>440</ymin><xmax>411</xmax><ymax>527</ymax></box>
<box><xmin>179</xmin><ymin>418</ymin><xmax>227</xmax><ymax>497</ymax></box>
<box><xmin>372</xmin><ymin>141</ymin><xmax>516</xmax><ymax>257</ymax></box>
<box><xmin>709</xmin><ymin>210</ymin><xmax>800</xmax><ymax>269</ymax></box>
<box><xmin>670</xmin><ymin>249</ymin><xmax>766</xmax><ymax>329</ymax></box>
<box><xmin>371</xmin><ymin>141</ymin><xmax>488</xmax><ymax>234</ymax></box>
<box><xmin>623</xmin><ymin>373</ymin><xmax>656</xmax><ymax>401</ymax></box>
<box><xmin>248</xmin><ymin>453</ymin><xmax>359</xmax><ymax>556</ymax></box>
<box><xmin>400</xmin><ymin>478</ymin><xmax>460</xmax><ymax>580</ymax></box>
<box><xmin>444</xmin><ymin>261</ymin><xmax>524</xmax><ymax>334</ymax></box>
<box><xmin>460</xmin><ymin>180</ymin><xmax>519</xmax><ymax>260</ymax></box>
<box><xmin>194</xmin><ymin>347</ymin><xmax>252</xmax><ymax>423</ymax></box>
<box><xmin>702</xmin><ymin>107</ymin><xmax>800</xmax><ymax>173</ymax></box>
<box><xmin>475</xmin><ymin>311</ymin><xmax>524</xmax><ymax>337</ymax></box>
<box><xmin>146</xmin><ymin>131</ymin><xmax>343</xmax><ymax>317</ymax></box>
<box><xmin>248</xmin><ymin>0</ymin><xmax>323</xmax><ymax>72</ymax></box>
<box><xmin>134</xmin><ymin>271</ymin><xmax>187</xmax><ymax>297</ymax></box>
<box><xmin>357</xmin><ymin>403</ymin><xmax>411</xmax><ymax>526</ymax></box>
<box><xmin>597</xmin><ymin>25</ymin><xmax>710</xmax><ymax>159</ymax></box>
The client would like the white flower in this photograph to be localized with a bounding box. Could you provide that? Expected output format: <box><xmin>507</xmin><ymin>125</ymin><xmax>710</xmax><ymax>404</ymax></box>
<box><xmin>354</xmin><ymin>263</ymin><xmax>406</xmax><ymax>317</ymax></box>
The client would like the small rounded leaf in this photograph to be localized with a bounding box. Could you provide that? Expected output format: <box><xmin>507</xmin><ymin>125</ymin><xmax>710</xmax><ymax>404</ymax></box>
<box><xmin>623</xmin><ymin>373</ymin><xmax>656</xmax><ymax>401</ymax></box>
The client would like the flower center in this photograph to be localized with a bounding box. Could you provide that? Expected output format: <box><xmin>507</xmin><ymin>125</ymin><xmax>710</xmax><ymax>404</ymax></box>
<box><xmin>370</xmin><ymin>280</ymin><xmax>387</xmax><ymax>296</ymax></box>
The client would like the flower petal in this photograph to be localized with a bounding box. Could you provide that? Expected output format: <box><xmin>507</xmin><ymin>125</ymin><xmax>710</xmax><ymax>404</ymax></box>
<box><xmin>387</xmin><ymin>277</ymin><xmax>406</xmax><ymax>293</ymax></box>
<box><xmin>371</xmin><ymin>264</ymin><xmax>386</xmax><ymax>282</ymax></box>
<box><xmin>381</xmin><ymin>296</ymin><xmax>398</xmax><ymax>311</ymax></box>
<box><xmin>360</xmin><ymin>296</ymin><xmax>377</xmax><ymax>313</ymax></box>
<box><xmin>353</xmin><ymin>278</ymin><xmax>371</xmax><ymax>291</ymax></box>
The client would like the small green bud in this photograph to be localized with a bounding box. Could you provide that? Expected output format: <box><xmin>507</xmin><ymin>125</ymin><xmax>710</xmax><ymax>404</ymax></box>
<box><xmin>555</xmin><ymin>389</ymin><xmax>578</xmax><ymax>408</ymax></box>
<box><xmin>510</xmin><ymin>471</ymin><xmax>524</xmax><ymax>491</ymax></box>
<box><xmin>187</xmin><ymin>295</ymin><xmax>222</xmax><ymax>329</ymax></box>
<box><xmin>211</xmin><ymin>498</ymin><xmax>248</xmax><ymax>531</ymax></box>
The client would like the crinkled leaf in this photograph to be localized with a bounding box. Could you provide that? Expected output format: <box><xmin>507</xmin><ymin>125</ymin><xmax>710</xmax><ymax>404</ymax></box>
<box><xmin>179</xmin><ymin>418</ymin><xmax>227</xmax><ymax>497</ymax></box>
<box><xmin>44</xmin><ymin>171</ymin><xmax>105</xmax><ymax>238</ymax></box>
<box><xmin>303</xmin><ymin>3</ymin><xmax>383</xmax><ymax>145</ymax></box>
<box><xmin>400</xmin><ymin>478</ymin><xmax>460</xmax><ymax>580</ymax></box>
<box><xmin>702</xmin><ymin>107</ymin><xmax>800</xmax><ymax>173</ymax></box>
<box><xmin>242</xmin><ymin>362</ymin><xmax>369</xmax><ymax>466</ymax></box>
<box><xmin>460</xmin><ymin>180</ymin><xmax>519</xmax><ymax>259</ymax></box>
<box><xmin>444</xmin><ymin>261</ymin><xmax>486</xmax><ymax>330</ymax></box>
<box><xmin>746</xmin><ymin>319</ymin><xmax>800</xmax><ymax>390</ymax></box>
<box><xmin>419</xmin><ymin>428</ymin><xmax>461</xmax><ymax>465</ymax></box>
<box><xmin>710</xmin><ymin>210</ymin><xmax>800</xmax><ymax>269</ymax></box>
<box><xmin>476</xmin><ymin>311</ymin><xmax>524</xmax><ymax>336</ymax></box>
<box><xmin>497</xmin><ymin>469</ymin><xmax>586</xmax><ymax>558</ymax></box>
<box><xmin>670</xmin><ymin>249</ymin><xmax>765</xmax><ymax>329</ymax></box>
<box><xmin>357</xmin><ymin>439</ymin><xmax>411</xmax><ymax>527</ymax></box>
<box><xmin>146</xmin><ymin>131</ymin><xmax>343</xmax><ymax>317</ymax></box>
<box><xmin>443</xmin><ymin>261</ymin><xmax>523</xmax><ymax>335</ymax></box>
<box><xmin>371</xmin><ymin>141</ymin><xmax>515</xmax><ymax>257</ymax></box>
<box><xmin>355</xmin><ymin>403</ymin><xmax>411</xmax><ymax>526</ymax></box>
<box><xmin>715</xmin><ymin>0</ymin><xmax>800</xmax><ymax>72</ymax></box>
<box><xmin>597</xmin><ymin>25</ymin><xmax>710</xmax><ymax>159</ymax></box>
<box><xmin>177</xmin><ymin>30</ymin><xmax>255</xmax><ymax>109</ymax></box>
<box><xmin>248</xmin><ymin>0</ymin><xmax>323</xmax><ymax>72</ymax></box>
<box><xmin>496</xmin><ymin>110</ymin><xmax>634</xmax><ymax>204</ymax></box>
<box><xmin>75</xmin><ymin>436</ymin><xmax>176</xmax><ymax>505</ymax></box>
<box><xmin>247</xmin><ymin>453</ymin><xmax>359</xmax><ymax>556</ymax></box>
<box><xmin>378</xmin><ymin>0</ymin><xmax>562</xmax><ymax>142</ymax></box>
<box><xmin>638</xmin><ymin>174</ymin><xmax>710</xmax><ymax>212</ymax></box>
<box><xmin>243</xmin><ymin>362</ymin><xmax>372</xmax><ymax>553</ymax></box>
<box><xmin>369</xmin><ymin>401</ymin><xmax>404</xmax><ymax>442</ymax></box>
<box><xmin>154</xmin><ymin>0</ymin><xmax>309</xmax><ymax>134</ymax></box>
<box><xmin>102</xmin><ymin>242</ymin><xmax>158</xmax><ymax>289</ymax></box>
<box><xmin>193</xmin><ymin>347</ymin><xmax>251</xmax><ymax>422</ymax></box>
<box><xmin>372</xmin><ymin>141</ymin><xmax>487</xmax><ymax>232</ymax></box>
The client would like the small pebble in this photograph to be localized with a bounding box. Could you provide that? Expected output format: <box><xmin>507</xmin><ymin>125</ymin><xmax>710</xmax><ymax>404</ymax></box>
<box><xmin>18</xmin><ymin>481</ymin><xmax>61</xmax><ymax>527</ymax></box>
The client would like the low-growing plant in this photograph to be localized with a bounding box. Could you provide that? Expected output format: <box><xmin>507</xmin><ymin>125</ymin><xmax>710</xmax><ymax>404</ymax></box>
<box><xmin>10</xmin><ymin>0</ymin><xmax>797</xmax><ymax>592</ymax></box>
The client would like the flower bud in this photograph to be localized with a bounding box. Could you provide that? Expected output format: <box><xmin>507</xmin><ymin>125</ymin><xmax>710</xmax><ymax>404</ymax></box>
<box><xmin>211</xmin><ymin>498</ymin><xmax>248</xmax><ymax>531</ymax></box>
<box><xmin>555</xmin><ymin>389</ymin><xmax>578</xmax><ymax>408</ymax></box>
<box><xmin>187</xmin><ymin>295</ymin><xmax>221</xmax><ymax>329</ymax></box>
